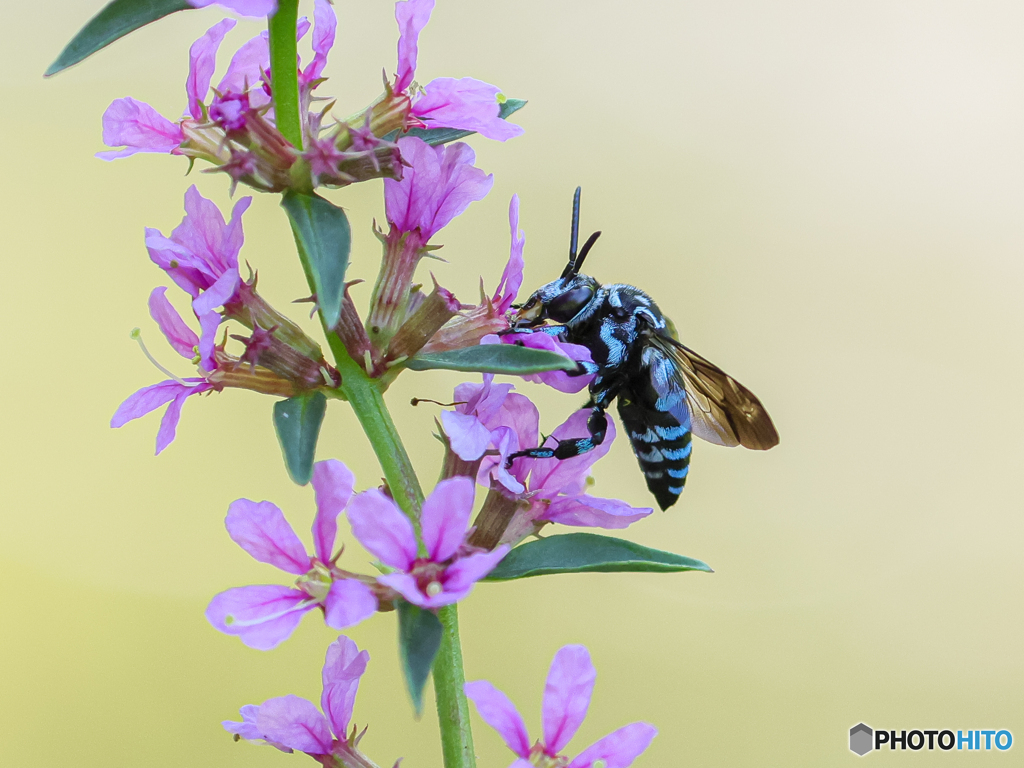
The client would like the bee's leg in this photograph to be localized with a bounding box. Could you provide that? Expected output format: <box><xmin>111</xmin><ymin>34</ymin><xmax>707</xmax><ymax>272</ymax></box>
<box><xmin>497</xmin><ymin>325</ymin><xmax>569</xmax><ymax>338</ymax></box>
<box><xmin>571</xmin><ymin>360</ymin><xmax>600</xmax><ymax>377</ymax></box>
<box><xmin>505</xmin><ymin>406</ymin><xmax>608</xmax><ymax>465</ymax></box>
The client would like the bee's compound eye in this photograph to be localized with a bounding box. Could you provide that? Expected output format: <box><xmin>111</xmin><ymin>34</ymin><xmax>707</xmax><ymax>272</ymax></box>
<box><xmin>547</xmin><ymin>286</ymin><xmax>594</xmax><ymax>322</ymax></box>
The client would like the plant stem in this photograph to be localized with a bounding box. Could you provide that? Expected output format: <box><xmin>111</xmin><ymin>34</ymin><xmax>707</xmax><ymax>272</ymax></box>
<box><xmin>267</xmin><ymin>0</ymin><xmax>302</xmax><ymax>150</ymax></box>
<box><xmin>328</xmin><ymin>338</ymin><xmax>424</xmax><ymax>520</ymax></box>
<box><xmin>272</xmin><ymin>7</ymin><xmax>476</xmax><ymax>749</ymax></box>
<box><xmin>433</xmin><ymin>604</ymin><xmax>477</xmax><ymax>768</ymax></box>
<box><xmin>326</xmin><ymin>337</ymin><xmax>477</xmax><ymax>768</ymax></box>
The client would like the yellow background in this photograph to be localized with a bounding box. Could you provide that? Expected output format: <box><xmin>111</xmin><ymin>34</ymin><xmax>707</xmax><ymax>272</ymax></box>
<box><xmin>2</xmin><ymin>1</ymin><xmax>1023</xmax><ymax>765</ymax></box>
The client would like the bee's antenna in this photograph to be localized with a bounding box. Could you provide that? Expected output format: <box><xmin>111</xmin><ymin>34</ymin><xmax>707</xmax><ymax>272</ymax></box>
<box><xmin>561</xmin><ymin>186</ymin><xmax>583</xmax><ymax>279</ymax></box>
<box><xmin>574</xmin><ymin>231</ymin><xmax>602</xmax><ymax>273</ymax></box>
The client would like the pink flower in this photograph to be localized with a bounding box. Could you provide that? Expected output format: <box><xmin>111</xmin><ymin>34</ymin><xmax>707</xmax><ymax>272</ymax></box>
<box><xmin>513</xmin><ymin>410</ymin><xmax>652</xmax><ymax>530</ymax></box>
<box><xmin>392</xmin><ymin>0</ymin><xmax>523</xmax><ymax>141</ymax></box>
<box><xmin>493</xmin><ymin>194</ymin><xmax>526</xmax><ymax>314</ymax></box>
<box><xmin>414</xmin><ymin>78</ymin><xmax>524</xmax><ymax>141</ymax></box>
<box><xmin>440</xmin><ymin>375</ymin><xmax>538</xmax><ymax>494</ymax></box>
<box><xmin>300</xmin><ymin>0</ymin><xmax>337</xmax><ymax>85</ymax></box>
<box><xmin>206</xmin><ymin>461</ymin><xmax>378</xmax><ymax>650</ymax></box>
<box><xmin>346</xmin><ymin>477</ymin><xmax>508</xmax><ymax>608</ymax></box>
<box><xmin>384</xmin><ymin>137</ymin><xmax>493</xmax><ymax>240</ymax></box>
<box><xmin>145</xmin><ymin>186</ymin><xmax>250</xmax><ymax>370</ymax></box>
<box><xmin>417</xmin><ymin>194</ymin><xmax>526</xmax><ymax>355</ymax></box>
<box><xmin>188</xmin><ymin>0</ymin><xmax>278</xmax><ymax>18</ymax></box>
<box><xmin>443</xmin><ymin>393</ymin><xmax>652</xmax><ymax>534</ymax></box>
<box><xmin>224</xmin><ymin>635</ymin><xmax>373</xmax><ymax>761</ymax></box>
<box><xmin>465</xmin><ymin>645</ymin><xmax>657</xmax><ymax>768</ymax></box>
<box><xmin>110</xmin><ymin>288</ymin><xmax>214</xmax><ymax>454</ymax></box>
<box><xmin>368</xmin><ymin>138</ymin><xmax>492</xmax><ymax>343</ymax></box>
<box><xmin>96</xmin><ymin>97</ymin><xmax>184</xmax><ymax>160</ymax></box>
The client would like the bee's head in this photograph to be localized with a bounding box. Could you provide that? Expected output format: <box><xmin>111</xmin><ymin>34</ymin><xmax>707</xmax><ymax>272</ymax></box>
<box><xmin>512</xmin><ymin>187</ymin><xmax>602</xmax><ymax>329</ymax></box>
<box><xmin>513</xmin><ymin>271</ymin><xmax>599</xmax><ymax>328</ymax></box>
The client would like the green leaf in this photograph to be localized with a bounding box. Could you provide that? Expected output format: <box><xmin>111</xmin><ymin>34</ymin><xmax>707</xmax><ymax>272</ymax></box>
<box><xmin>46</xmin><ymin>0</ymin><xmax>192</xmax><ymax>77</ymax></box>
<box><xmin>382</xmin><ymin>98</ymin><xmax>527</xmax><ymax>146</ymax></box>
<box><xmin>405</xmin><ymin>344</ymin><xmax>578</xmax><ymax>374</ymax></box>
<box><xmin>483</xmin><ymin>532</ymin><xmax>713</xmax><ymax>581</ymax></box>
<box><xmin>396</xmin><ymin>600</ymin><xmax>443</xmax><ymax>716</ymax></box>
<box><xmin>281</xmin><ymin>192</ymin><xmax>351</xmax><ymax>328</ymax></box>
<box><xmin>272</xmin><ymin>391</ymin><xmax>327</xmax><ymax>485</ymax></box>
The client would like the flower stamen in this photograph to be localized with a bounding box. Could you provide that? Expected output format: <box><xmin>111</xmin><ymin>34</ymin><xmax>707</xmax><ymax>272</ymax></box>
<box><xmin>130</xmin><ymin>328</ymin><xmax>204</xmax><ymax>387</ymax></box>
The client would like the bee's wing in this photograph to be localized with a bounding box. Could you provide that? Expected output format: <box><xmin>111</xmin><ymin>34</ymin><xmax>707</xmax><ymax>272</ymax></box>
<box><xmin>646</xmin><ymin>333</ymin><xmax>780</xmax><ymax>450</ymax></box>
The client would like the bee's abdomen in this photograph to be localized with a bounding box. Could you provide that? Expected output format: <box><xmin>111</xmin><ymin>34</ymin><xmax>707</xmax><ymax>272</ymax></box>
<box><xmin>616</xmin><ymin>389</ymin><xmax>692</xmax><ymax>510</ymax></box>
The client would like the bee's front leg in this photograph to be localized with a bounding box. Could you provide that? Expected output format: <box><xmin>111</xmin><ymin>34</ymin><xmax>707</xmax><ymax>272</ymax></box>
<box><xmin>497</xmin><ymin>324</ymin><xmax>570</xmax><ymax>339</ymax></box>
<box><xmin>505</xmin><ymin>407</ymin><xmax>608</xmax><ymax>466</ymax></box>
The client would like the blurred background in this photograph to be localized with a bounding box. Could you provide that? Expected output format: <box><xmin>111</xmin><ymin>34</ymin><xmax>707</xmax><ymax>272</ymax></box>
<box><xmin>3</xmin><ymin>0</ymin><xmax>1024</xmax><ymax>765</ymax></box>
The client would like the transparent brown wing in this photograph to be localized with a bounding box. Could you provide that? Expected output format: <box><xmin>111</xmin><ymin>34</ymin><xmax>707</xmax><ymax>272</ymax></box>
<box><xmin>646</xmin><ymin>332</ymin><xmax>780</xmax><ymax>450</ymax></box>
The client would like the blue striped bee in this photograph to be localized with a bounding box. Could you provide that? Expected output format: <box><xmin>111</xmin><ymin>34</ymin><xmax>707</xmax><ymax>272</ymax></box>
<box><xmin>504</xmin><ymin>188</ymin><xmax>779</xmax><ymax>510</ymax></box>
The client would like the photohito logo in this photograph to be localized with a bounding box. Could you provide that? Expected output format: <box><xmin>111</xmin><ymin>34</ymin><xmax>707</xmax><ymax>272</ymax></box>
<box><xmin>848</xmin><ymin>724</ymin><xmax>1012</xmax><ymax>756</ymax></box>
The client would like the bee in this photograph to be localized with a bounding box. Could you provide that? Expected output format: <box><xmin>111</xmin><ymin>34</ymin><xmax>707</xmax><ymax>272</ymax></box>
<box><xmin>504</xmin><ymin>187</ymin><xmax>779</xmax><ymax>510</ymax></box>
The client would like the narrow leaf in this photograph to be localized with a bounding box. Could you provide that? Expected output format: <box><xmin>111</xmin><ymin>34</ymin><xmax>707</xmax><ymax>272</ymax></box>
<box><xmin>281</xmin><ymin>192</ymin><xmax>351</xmax><ymax>328</ymax></box>
<box><xmin>396</xmin><ymin>600</ymin><xmax>443</xmax><ymax>716</ymax></box>
<box><xmin>272</xmin><ymin>391</ymin><xmax>327</xmax><ymax>485</ymax></box>
<box><xmin>483</xmin><ymin>532</ymin><xmax>713</xmax><ymax>581</ymax></box>
<box><xmin>383</xmin><ymin>98</ymin><xmax>527</xmax><ymax>146</ymax></box>
<box><xmin>405</xmin><ymin>344</ymin><xmax>578</xmax><ymax>375</ymax></box>
<box><xmin>46</xmin><ymin>0</ymin><xmax>192</xmax><ymax>77</ymax></box>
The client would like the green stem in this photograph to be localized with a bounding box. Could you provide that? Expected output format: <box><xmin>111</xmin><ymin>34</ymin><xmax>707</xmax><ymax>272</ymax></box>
<box><xmin>328</xmin><ymin>338</ymin><xmax>424</xmax><ymax>520</ymax></box>
<box><xmin>267</xmin><ymin>0</ymin><xmax>302</xmax><ymax>150</ymax></box>
<box><xmin>327</xmin><ymin>338</ymin><xmax>477</xmax><ymax>768</ymax></box>
<box><xmin>433</xmin><ymin>604</ymin><xmax>477</xmax><ymax>768</ymax></box>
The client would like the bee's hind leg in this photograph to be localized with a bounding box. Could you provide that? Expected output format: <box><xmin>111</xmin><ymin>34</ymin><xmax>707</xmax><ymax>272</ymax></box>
<box><xmin>505</xmin><ymin>407</ymin><xmax>608</xmax><ymax>466</ymax></box>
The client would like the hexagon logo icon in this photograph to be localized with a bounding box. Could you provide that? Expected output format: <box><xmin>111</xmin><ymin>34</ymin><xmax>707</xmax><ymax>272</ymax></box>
<box><xmin>850</xmin><ymin>723</ymin><xmax>873</xmax><ymax>756</ymax></box>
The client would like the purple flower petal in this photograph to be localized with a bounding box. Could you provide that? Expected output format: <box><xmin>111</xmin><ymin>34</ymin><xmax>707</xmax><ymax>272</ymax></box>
<box><xmin>255</xmin><ymin>695</ymin><xmax>333</xmax><ymax>754</ymax></box>
<box><xmin>464</xmin><ymin>680</ymin><xmax>531</xmax><ymax>758</ymax></box>
<box><xmin>218</xmin><ymin>31</ymin><xmax>271</xmax><ymax>108</ymax></box>
<box><xmin>187</xmin><ymin>19</ymin><xmax>235</xmax><ymax>119</ymax></box>
<box><xmin>97</xmin><ymin>97</ymin><xmax>184</xmax><ymax>160</ymax></box>
<box><xmin>441</xmin><ymin>546</ymin><xmax>508</xmax><ymax>600</ymax></box>
<box><xmin>148</xmin><ymin>287</ymin><xmax>199</xmax><ymax>360</ymax></box>
<box><xmin>529</xmin><ymin>410</ymin><xmax>615</xmax><ymax>495</ymax></box>
<box><xmin>493</xmin><ymin>194</ymin><xmax>525</xmax><ymax>312</ymax></box>
<box><xmin>567</xmin><ymin>723</ymin><xmax>657</xmax><ymax>768</ymax></box>
<box><xmin>541</xmin><ymin>495</ymin><xmax>653</xmax><ymax>529</ymax></box>
<box><xmin>440</xmin><ymin>411</ymin><xmax>492</xmax><ymax>462</ymax></box>
<box><xmin>205</xmin><ymin>585</ymin><xmax>313</xmax><ymax>650</ymax></box>
<box><xmin>413</xmin><ymin>77</ymin><xmax>524</xmax><ymax>141</ymax></box>
<box><xmin>542</xmin><ymin>645</ymin><xmax>597</xmax><ymax>754</ymax></box>
<box><xmin>346</xmin><ymin>489</ymin><xmax>418</xmax><ymax>571</ymax></box>
<box><xmin>172</xmin><ymin>186</ymin><xmax>243</xmax><ymax>285</ymax></box>
<box><xmin>485</xmin><ymin>428</ymin><xmax>525</xmax><ymax>494</ymax></box>
<box><xmin>376</xmin><ymin>572</ymin><xmax>427</xmax><ymax>607</ymax></box>
<box><xmin>156</xmin><ymin>382</ymin><xmax>201</xmax><ymax>454</ymax></box>
<box><xmin>311</xmin><ymin>459</ymin><xmax>355</xmax><ymax>562</ymax></box>
<box><xmin>394</xmin><ymin>0</ymin><xmax>434</xmax><ymax>92</ymax></box>
<box><xmin>224</xmin><ymin>704</ymin><xmax>280</xmax><ymax>746</ymax></box>
<box><xmin>225</xmin><ymin>499</ymin><xmax>312</xmax><ymax>574</ymax></box>
<box><xmin>111</xmin><ymin>379</ymin><xmax>186</xmax><ymax>427</ymax></box>
<box><xmin>145</xmin><ymin>230</ymin><xmax>207</xmax><ymax>298</ymax></box>
<box><xmin>192</xmin><ymin>262</ymin><xmax>242</xmax><ymax>317</ymax></box>
<box><xmin>321</xmin><ymin>636</ymin><xmax>369</xmax><ymax>737</ymax></box>
<box><xmin>188</xmin><ymin>0</ymin><xmax>278</xmax><ymax>18</ymax></box>
<box><xmin>302</xmin><ymin>0</ymin><xmax>336</xmax><ymax>83</ymax></box>
<box><xmin>195</xmin><ymin>305</ymin><xmax>223</xmax><ymax>373</ymax></box>
<box><xmin>323</xmin><ymin>579</ymin><xmax>378</xmax><ymax>630</ymax></box>
<box><xmin>421</xmin><ymin>476</ymin><xmax>475</xmax><ymax>562</ymax></box>
<box><xmin>322</xmin><ymin>635</ymin><xmax>370</xmax><ymax>690</ymax></box>
<box><xmin>384</xmin><ymin>138</ymin><xmax>493</xmax><ymax>240</ymax></box>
